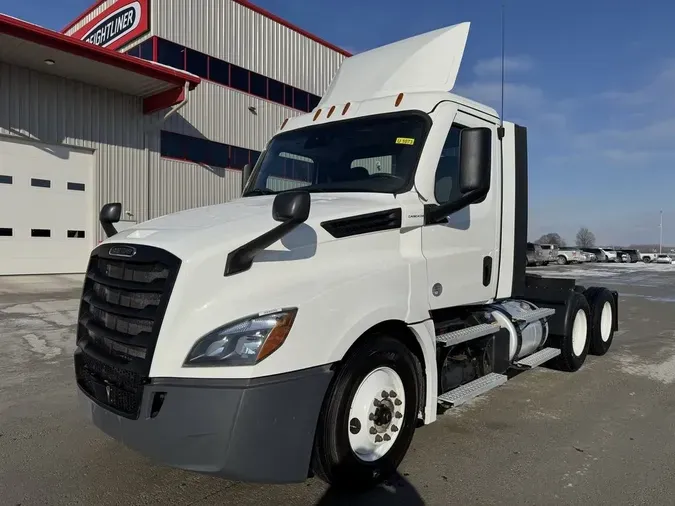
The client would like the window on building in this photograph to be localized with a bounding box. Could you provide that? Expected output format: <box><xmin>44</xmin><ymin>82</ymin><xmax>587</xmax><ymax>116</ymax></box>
<box><xmin>161</xmin><ymin>131</ymin><xmax>236</xmax><ymax>169</ymax></box>
<box><xmin>231</xmin><ymin>146</ymin><xmax>249</xmax><ymax>170</ymax></box>
<box><xmin>67</xmin><ymin>230</ymin><xmax>86</xmax><ymax>238</ymax></box>
<box><xmin>138</xmin><ymin>38</ymin><xmax>154</xmax><ymax>60</ymax></box>
<box><xmin>157</xmin><ymin>38</ymin><xmax>185</xmax><ymax>70</ymax></box>
<box><xmin>268</xmin><ymin>79</ymin><xmax>284</xmax><ymax>104</ymax></box>
<box><xmin>284</xmin><ymin>86</ymin><xmax>294</xmax><ymax>108</ymax></box>
<box><xmin>308</xmin><ymin>94</ymin><xmax>321</xmax><ymax>111</ymax></box>
<box><xmin>209</xmin><ymin>58</ymin><xmax>229</xmax><ymax>86</ymax></box>
<box><xmin>293</xmin><ymin>88</ymin><xmax>309</xmax><ymax>112</ymax></box>
<box><xmin>31</xmin><ymin>178</ymin><xmax>50</xmax><ymax>188</ymax></box>
<box><xmin>126</xmin><ymin>45</ymin><xmax>140</xmax><ymax>58</ymax></box>
<box><xmin>250</xmin><ymin>150</ymin><xmax>262</xmax><ymax>167</ymax></box>
<box><xmin>249</xmin><ymin>71</ymin><xmax>267</xmax><ymax>99</ymax></box>
<box><xmin>186</xmin><ymin>48</ymin><xmax>208</xmax><ymax>78</ymax></box>
<box><xmin>31</xmin><ymin>229</ymin><xmax>51</xmax><ymax>237</ymax></box>
<box><xmin>0</xmin><ymin>175</ymin><xmax>12</xmax><ymax>184</ymax></box>
<box><xmin>230</xmin><ymin>64</ymin><xmax>249</xmax><ymax>92</ymax></box>
<box><xmin>0</xmin><ymin>228</ymin><xmax>12</xmax><ymax>237</ymax></box>
<box><xmin>67</xmin><ymin>182</ymin><xmax>86</xmax><ymax>191</ymax></box>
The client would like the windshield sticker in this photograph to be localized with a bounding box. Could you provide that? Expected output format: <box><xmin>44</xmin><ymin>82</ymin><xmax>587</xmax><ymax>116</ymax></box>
<box><xmin>395</xmin><ymin>137</ymin><xmax>415</xmax><ymax>145</ymax></box>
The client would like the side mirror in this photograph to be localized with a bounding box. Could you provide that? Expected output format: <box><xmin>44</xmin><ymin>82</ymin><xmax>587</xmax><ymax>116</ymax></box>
<box><xmin>100</xmin><ymin>202</ymin><xmax>122</xmax><ymax>238</ymax></box>
<box><xmin>272</xmin><ymin>190</ymin><xmax>311</xmax><ymax>223</ymax></box>
<box><xmin>459</xmin><ymin>127</ymin><xmax>492</xmax><ymax>194</ymax></box>
<box><xmin>242</xmin><ymin>163</ymin><xmax>252</xmax><ymax>193</ymax></box>
<box><xmin>225</xmin><ymin>190</ymin><xmax>311</xmax><ymax>276</ymax></box>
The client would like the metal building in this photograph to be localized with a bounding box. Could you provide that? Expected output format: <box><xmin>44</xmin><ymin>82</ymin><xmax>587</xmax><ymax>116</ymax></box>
<box><xmin>0</xmin><ymin>0</ymin><xmax>348</xmax><ymax>275</ymax></box>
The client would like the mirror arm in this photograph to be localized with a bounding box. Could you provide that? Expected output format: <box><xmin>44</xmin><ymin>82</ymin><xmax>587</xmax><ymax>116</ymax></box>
<box><xmin>101</xmin><ymin>221</ymin><xmax>118</xmax><ymax>238</ymax></box>
<box><xmin>224</xmin><ymin>219</ymin><xmax>300</xmax><ymax>277</ymax></box>
<box><xmin>424</xmin><ymin>187</ymin><xmax>489</xmax><ymax>225</ymax></box>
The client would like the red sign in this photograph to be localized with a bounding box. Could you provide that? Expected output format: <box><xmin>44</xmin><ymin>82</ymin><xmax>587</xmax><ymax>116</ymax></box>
<box><xmin>72</xmin><ymin>0</ymin><xmax>150</xmax><ymax>51</ymax></box>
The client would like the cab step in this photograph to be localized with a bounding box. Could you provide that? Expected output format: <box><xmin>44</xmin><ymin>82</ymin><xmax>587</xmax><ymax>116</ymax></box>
<box><xmin>513</xmin><ymin>347</ymin><xmax>561</xmax><ymax>369</ymax></box>
<box><xmin>437</xmin><ymin>372</ymin><xmax>508</xmax><ymax>407</ymax></box>
<box><xmin>436</xmin><ymin>323</ymin><xmax>502</xmax><ymax>346</ymax></box>
<box><xmin>510</xmin><ymin>307</ymin><xmax>556</xmax><ymax>325</ymax></box>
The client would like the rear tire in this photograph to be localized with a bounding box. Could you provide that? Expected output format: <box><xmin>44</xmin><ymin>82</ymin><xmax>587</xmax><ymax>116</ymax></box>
<box><xmin>584</xmin><ymin>287</ymin><xmax>616</xmax><ymax>356</ymax></box>
<box><xmin>311</xmin><ymin>334</ymin><xmax>422</xmax><ymax>490</ymax></box>
<box><xmin>557</xmin><ymin>255</ymin><xmax>568</xmax><ymax>265</ymax></box>
<box><xmin>552</xmin><ymin>293</ymin><xmax>591</xmax><ymax>372</ymax></box>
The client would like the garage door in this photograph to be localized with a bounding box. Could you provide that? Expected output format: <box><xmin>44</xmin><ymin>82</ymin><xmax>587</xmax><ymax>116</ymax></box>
<box><xmin>0</xmin><ymin>137</ymin><xmax>94</xmax><ymax>275</ymax></box>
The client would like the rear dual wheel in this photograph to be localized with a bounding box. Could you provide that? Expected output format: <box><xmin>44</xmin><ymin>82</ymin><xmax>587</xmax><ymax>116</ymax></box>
<box><xmin>584</xmin><ymin>287</ymin><xmax>616</xmax><ymax>356</ymax></box>
<box><xmin>311</xmin><ymin>335</ymin><xmax>422</xmax><ymax>490</ymax></box>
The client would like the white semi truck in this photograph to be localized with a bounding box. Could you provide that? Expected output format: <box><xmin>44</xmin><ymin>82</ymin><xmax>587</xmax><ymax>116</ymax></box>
<box><xmin>74</xmin><ymin>22</ymin><xmax>619</xmax><ymax>489</ymax></box>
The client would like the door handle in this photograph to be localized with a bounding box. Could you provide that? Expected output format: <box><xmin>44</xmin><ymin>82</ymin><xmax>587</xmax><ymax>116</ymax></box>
<box><xmin>482</xmin><ymin>256</ymin><xmax>493</xmax><ymax>287</ymax></box>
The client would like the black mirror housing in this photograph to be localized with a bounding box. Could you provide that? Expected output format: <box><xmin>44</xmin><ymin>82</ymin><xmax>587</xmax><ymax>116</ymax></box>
<box><xmin>272</xmin><ymin>191</ymin><xmax>311</xmax><ymax>223</ymax></box>
<box><xmin>100</xmin><ymin>202</ymin><xmax>122</xmax><ymax>238</ymax></box>
<box><xmin>459</xmin><ymin>127</ymin><xmax>492</xmax><ymax>195</ymax></box>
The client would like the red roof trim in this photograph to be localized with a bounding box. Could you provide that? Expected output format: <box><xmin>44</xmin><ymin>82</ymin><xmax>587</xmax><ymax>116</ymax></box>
<box><xmin>62</xmin><ymin>0</ymin><xmax>352</xmax><ymax>57</ymax></box>
<box><xmin>0</xmin><ymin>14</ymin><xmax>201</xmax><ymax>91</ymax></box>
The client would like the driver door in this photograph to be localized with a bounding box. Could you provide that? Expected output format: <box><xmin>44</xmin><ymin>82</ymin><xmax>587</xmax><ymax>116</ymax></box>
<box><xmin>421</xmin><ymin>110</ymin><xmax>501</xmax><ymax>310</ymax></box>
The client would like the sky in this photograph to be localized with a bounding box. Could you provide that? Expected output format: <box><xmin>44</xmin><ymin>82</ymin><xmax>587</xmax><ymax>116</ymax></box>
<box><xmin>1</xmin><ymin>0</ymin><xmax>674</xmax><ymax>246</ymax></box>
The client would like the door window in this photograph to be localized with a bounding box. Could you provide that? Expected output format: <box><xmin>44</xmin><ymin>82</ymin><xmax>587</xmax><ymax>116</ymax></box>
<box><xmin>434</xmin><ymin>125</ymin><xmax>465</xmax><ymax>204</ymax></box>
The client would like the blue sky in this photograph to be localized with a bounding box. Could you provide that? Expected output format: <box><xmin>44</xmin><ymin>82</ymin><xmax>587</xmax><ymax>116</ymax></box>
<box><xmin>2</xmin><ymin>0</ymin><xmax>673</xmax><ymax>246</ymax></box>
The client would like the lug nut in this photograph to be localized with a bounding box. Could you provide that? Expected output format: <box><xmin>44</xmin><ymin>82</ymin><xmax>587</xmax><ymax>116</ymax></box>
<box><xmin>394</xmin><ymin>399</ymin><xmax>402</xmax><ymax>406</ymax></box>
<box><xmin>369</xmin><ymin>413</ymin><xmax>376</xmax><ymax>421</ymax></box>
<box><xmin>369</xmin><ymin>427</ymin><xmax>377</xmax><ymax>435</ymax></box>
<box><xmin>375</xmin><ymin>435</ymin><xmax>383</xmax><ymax>443</ymax></box>
<box><xmin>391</xmin><ymin>425</ymin><xmax>399</xmax><ymax>432</ymax></box>
<box><xmin>381</xmin><ymin>390</ymin><xmax>389</xmax><ymax>398</ymax></box>
<box><xmin>389</xmin><ymin>391</ymin><xmax>397</xmax><ymax>398</ymax></box>
<box><xmin>383</xmin><ymin>434</ymin><xmax>391</xmax><ymax>441</ymax></box>
<box><xmin>395</xmin><ymin>412</ymin><xmax>402</xmax><ymax>419</ymax></box>
<box><xmin>374</xmin><ymin>399</ymin><xmax>381</xmax><ymax>407</ymax></box>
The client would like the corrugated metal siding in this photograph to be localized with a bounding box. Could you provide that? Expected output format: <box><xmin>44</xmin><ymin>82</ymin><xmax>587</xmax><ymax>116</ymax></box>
<box><xmin>153</xmin><ymin>0</ymin><xmax>346</xmax><ymax>96</ymax></box>
<box><xmin>161</xmin><ymin>81</ymin><xmax>299</xmax><ymax>151</ymax></box>
<box><xmin>0</xmin><ymin>61</ymin><xmax>148</xmax><ymax>242</ymax></box>
<box><xmin>64</xmin><ymin>0</ymin><xmax>119</xmax><ymax>36</ymax></box>
<box><xmin>150</xmin><ymin>157</ymin><xmax>242</xmax><ymax>218</ymax></box>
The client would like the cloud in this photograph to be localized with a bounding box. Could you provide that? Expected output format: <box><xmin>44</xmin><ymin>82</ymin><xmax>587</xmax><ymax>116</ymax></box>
<box><xmin>598</xmin><ymin>59</ymin><xmax>675</xmax><ymax>108</ymax></box>
<box><xmin>473</xmin><ymin>55</ymin><xmax>534</xmax><ymax>77</ymax></box>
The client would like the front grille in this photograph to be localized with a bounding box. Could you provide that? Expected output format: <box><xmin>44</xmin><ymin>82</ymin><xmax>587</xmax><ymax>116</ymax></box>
<box><xmin>74</xmin><ymin>244</ymin><xmax>181</xmax><ymax>419</ymax></box>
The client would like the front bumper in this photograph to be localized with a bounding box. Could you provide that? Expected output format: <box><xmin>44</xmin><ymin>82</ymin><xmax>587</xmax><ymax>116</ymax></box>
<box><xmin>78</xmin><ymin>364</ymin><xmax>334</xmax><ymax>484</ymax></box>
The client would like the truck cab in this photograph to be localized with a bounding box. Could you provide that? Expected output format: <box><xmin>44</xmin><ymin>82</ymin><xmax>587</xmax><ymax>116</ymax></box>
<box><xmin>75</xmin><ymin>22</ymin><xmax>619</xmax><ymax>490</ymax></box>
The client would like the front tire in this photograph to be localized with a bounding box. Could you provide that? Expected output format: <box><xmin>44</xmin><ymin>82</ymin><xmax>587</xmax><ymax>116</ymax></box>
<box><xmin>311</xmin><ymin>335</ymin><xmax>422</xmax><ymax>489</ymax></box>
<box><xmin>557</xmin><ymin>255</ymin><xmax>568</xmax><ymax>265</ymax></box>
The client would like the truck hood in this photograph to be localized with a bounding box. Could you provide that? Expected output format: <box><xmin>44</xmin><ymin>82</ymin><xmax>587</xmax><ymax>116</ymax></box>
<box><xmin>106</xmin><ymin>193</ymin><xmax>401</xmax><ymax>259</ymax></box>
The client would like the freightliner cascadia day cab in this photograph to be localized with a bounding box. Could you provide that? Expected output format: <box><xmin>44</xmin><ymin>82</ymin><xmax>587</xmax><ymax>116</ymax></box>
<box><xmin>75</xmin><ymin>22</ymin><xmax>619</xmax><ymax>489</ymax></box>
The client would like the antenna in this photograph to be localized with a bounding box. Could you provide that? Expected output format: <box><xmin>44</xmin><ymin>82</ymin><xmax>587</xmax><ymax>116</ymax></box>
<box><xmin>497</xmin><ymin>1</ymin><xmax>506</xmax><ymax>139</ymax></box>
<box><xmin>500</xmin><ymin>0</ymin><xmax>506</xmax><ymax>126</ymax></box>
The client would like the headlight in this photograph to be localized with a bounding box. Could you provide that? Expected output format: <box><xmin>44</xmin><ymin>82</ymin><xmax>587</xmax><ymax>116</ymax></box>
<box><xmin>184</xmin><ymin>308</ymin><xmax>297</xmax><ymax>366</ymax></box>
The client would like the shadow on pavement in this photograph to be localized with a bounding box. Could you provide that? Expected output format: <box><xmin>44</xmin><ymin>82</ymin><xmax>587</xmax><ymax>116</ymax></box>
<box><xmin>314</xmin><ymin>473</ymin><xmax>425</xmax><ymax>505</ymax></box>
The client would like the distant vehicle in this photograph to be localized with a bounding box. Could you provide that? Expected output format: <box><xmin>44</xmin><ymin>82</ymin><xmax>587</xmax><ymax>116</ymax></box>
<box><xmin>538</xmin><ymin>244</ymin><xmax>559</xmax><ymax>264</ymax></box>
<box><xmin>617</xmin><ymin>249</ymin><xmax>640</xmax><ymax>263</ymax></box>
<box><xmin>557</xmin><ymin>246</ymin><xmax>586</xmax><ymax>265</ymax></box>
<box><xmin>599</xmin><ymin>248</ymin><xmax>618</xmax><ymax>262</ymax></box>
<box><xmin>582</xmin><ymin>248</ymin><xmax>606</xmax><ymax>262</ymax></box>
<box><xmin>655</xmin><ymin>254</ymin><xmax>673</xmax><ymax>264</ymax></box>
<box><xmin>581</xmin><ymin>251</ymin><xmax>597</xmax><ymax>262</ymax></box>
<box><xmin>526</xmin><ymin>242</ymin><xmax>547</xmax><ymax>266</ymax></box>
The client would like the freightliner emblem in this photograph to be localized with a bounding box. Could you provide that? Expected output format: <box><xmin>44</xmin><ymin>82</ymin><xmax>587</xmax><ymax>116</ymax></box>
<box><xmin>109</xmin><ymin>246</ymin><xmax>137</xmax><ymax>258</ymax></box>
<box><xmin>81</xmin><ymin>2</ymin><xmax>141</xmax><ymax>48</ymax></box>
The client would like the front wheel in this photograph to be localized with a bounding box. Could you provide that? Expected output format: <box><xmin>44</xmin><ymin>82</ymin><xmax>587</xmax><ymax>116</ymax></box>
<box><xmin>311</xmin><ymin>335</ymin><xmax>422</xmax><ymax>489</ymax></box>
<box><xmin>557</xmin><ymin>255</ymin><xmax>568</xmax><ymax>265</ymax></box>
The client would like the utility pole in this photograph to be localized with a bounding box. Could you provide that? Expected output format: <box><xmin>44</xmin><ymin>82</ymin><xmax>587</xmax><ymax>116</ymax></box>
<box><xmin>659</xmin><ymin>210</ymin><xmax>663</xmax><ymax>254</ymax></box>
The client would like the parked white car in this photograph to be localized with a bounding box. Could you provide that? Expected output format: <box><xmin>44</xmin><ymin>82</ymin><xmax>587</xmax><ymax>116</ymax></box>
<box><xmin>655</xmin><ymin>254</ymin><xmax>673</xmax><ymax>264</ymax></box>
<box><xmin>557</xmin><ymin>247</ymin><xmax>586</xmax><ymax>265</ymax></box>
<box><xmin>642</xmin><ymin>252</ymin><xmax>658</xmax><ymax>263</ymax></box>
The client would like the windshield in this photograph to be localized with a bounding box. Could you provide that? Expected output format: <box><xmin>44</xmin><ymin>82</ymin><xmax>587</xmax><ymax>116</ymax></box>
<box><xmin>243</xmin><ymin>113</ymin><xmax>429</xmax><ymax>196</ymax></box>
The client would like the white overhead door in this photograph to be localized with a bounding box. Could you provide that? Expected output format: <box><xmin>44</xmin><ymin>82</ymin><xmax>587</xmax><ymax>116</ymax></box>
<box><xmin>0</xmin><ymin>136</ymin><xmax>95</xmax><ymax>275</ymax></box>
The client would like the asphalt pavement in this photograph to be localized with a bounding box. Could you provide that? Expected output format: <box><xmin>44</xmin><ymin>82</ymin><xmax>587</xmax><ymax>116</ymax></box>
<box><xmin>2</xmin><ymin>263</ymin><xmax>675</xmax><ymax>505</ymax></box>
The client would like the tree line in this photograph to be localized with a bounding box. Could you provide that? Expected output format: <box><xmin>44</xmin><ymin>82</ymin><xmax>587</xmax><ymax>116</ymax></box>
<box><xmin>535</xmin><ymin>227</ymin><xmax>596</xmax><ymax>248</ymax></box>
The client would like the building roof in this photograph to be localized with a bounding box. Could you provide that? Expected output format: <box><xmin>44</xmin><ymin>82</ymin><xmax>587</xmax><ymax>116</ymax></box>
<box><xmin>61</xmin><ymin>0</ymin><xmax>352</xmax><ymax>57</ymax></box>
<box><xmin>0</xmin><ymin>13</ymin><xmax>201</xmax><ymax>114</ymax></box>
